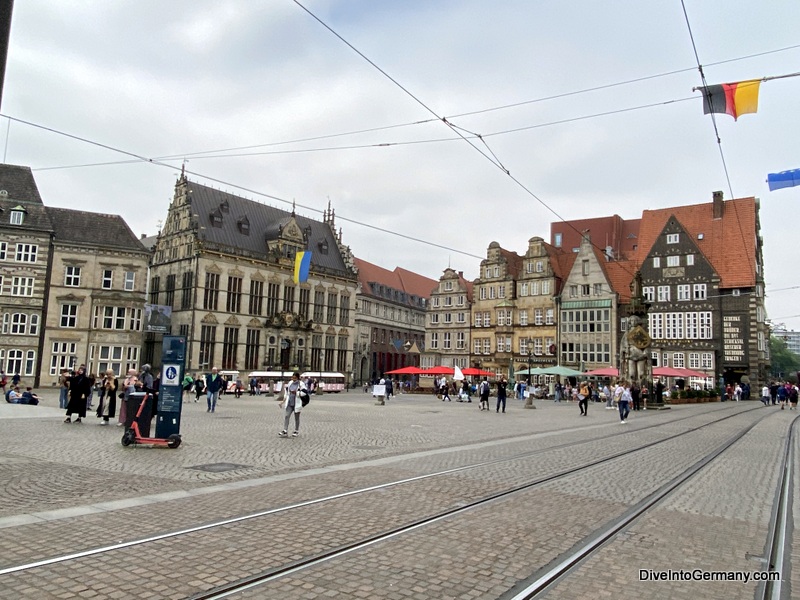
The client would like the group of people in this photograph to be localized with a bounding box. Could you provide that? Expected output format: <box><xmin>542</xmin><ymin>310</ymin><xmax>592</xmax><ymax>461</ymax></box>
<box><xmin>61</xmin><ymin>364</ymin><xmax>158</xmax><ymax>426</ymax></box>
<box><xmin>761</xmin><ymin>381</ymin><xmax>799</xmax><ymax>409</ymax></box>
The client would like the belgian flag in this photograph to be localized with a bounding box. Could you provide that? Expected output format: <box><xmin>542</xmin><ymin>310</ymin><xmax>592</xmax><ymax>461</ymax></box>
<box><xmin>699</xmin><ymin>80</ymin><xmax>760</xmax><ymax>121</ymax></box>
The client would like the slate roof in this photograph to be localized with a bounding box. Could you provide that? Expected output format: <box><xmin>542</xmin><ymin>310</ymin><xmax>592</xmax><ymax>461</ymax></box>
<box><xmin>0</xmin><ymin>164</ymin><xmax>54</xmax><ymax>233</ymax></box>
<box><xmin>634</xmin><ymin>197</ymin><xmax>758</xmax><ymax>289</ymax></box>
<box><xmin>46</xmin><ymin>207</ymin><xmax>148</xmax><ymax>253</ymax></box>
<box><xmin>187</xmin><ymin>181</ymin><xmax>352</xmax><ymax>277</ymax></box>
<box><xmin>354</xmin><ymin>257</ymin><xmax>438</xmax><ymax>304</ymax></box>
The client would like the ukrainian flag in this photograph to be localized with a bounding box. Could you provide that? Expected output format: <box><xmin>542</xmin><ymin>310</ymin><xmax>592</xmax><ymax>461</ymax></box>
<box><xmin>293</xmin><ymin>251</ymin><xmax>312</xmax><ymax>284</ymax></box>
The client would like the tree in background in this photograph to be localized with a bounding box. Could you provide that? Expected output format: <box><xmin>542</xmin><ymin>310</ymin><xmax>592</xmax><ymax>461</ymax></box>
<box><xmin>769</xmin><ymin>336</ymin><xmax>800</xmax><ymax>381</ymax></box>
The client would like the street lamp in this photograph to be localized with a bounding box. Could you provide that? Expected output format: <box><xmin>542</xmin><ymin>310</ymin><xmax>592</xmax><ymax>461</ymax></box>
<box><xmin>524</xmin><ymin>338</ymin><xmax>536</xmax><ymax>409</ymax></box>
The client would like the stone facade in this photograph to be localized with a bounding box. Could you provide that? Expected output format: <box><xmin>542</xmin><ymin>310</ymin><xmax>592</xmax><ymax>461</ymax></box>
<box><xmin>424</xmin><ymin>268</ymin><xmax>472</xmax><ymax>370</ymax></box>
<box><xmin>147</xmin><ymin>175</ymin><xmax>358</xmax><ymax>378</ymax></box>
<box><xmin>41</xmin><ymin>208</ymin><xmax>149</xmax><ymax>386</ymax></box>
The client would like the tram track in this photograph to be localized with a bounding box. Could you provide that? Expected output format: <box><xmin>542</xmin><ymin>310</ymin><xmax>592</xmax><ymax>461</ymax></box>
<box><xmin>0</xmin><ymin>404</ymin><xmax>759</xmax><ymax>580</ymax></box>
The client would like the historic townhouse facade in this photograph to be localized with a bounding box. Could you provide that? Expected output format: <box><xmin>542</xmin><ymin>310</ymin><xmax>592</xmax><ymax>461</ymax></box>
<box><xmin>42</xmin><ymin>208</ymin><xmax>150</xmax><ymax>386</ymax></box>
<box><xmin>557</xmin><ymin>234</ymin><xmax>619</xmax><ymax>371</ymax></box>
<box><xmin>469</xmin><ymin>242</ymin><xmax>522</xmax><ymax>377</ymax></box>
<box><xmin>353</xmin><ymin>258</ymin><xmax>434</xmax><ymax>384</ymax></box>
<box><xmin>0</xmin><ymin>165</ymin><xmax>53</xmax><ymax>386</ymax></box>
<box><xmin>148</xmin><ymin>174</ymin><xmax>358</xmax><ymax>376</ymax></box>
<box><xmin>514</xmin><ymin>237</ymin><xmax>568</xmax><ymax>369</ymax></box>
<box><xmin>635</xmin><ymin>192</ymin><xmax>767</xmax><ymax>387</ymax></box>
<box><xmin>424</xmin><ymin>267</ymin><xmax>472</xmax><ymax>370</ymax></box>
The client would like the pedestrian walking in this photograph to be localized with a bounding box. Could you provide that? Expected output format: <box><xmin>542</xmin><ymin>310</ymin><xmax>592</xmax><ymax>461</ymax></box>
<box><xmin>58</xmin><ymin>369</ymin><xmax>70</xmax><ymax>409</ymax></box>
<box><xmin>11</xmin><ymin>372</ymin><xmax>21</xmax><ymax>388</ymax></box>
<box><xmin>631</xmin><ymin>382</ymin><xmax>641</xmax><ymax>411</ymax></box>
<box><xmin>578</xmin><ymin>380</ymin><xmax>589</xmax><ymax>416</ymax></box>
<box><xmin>496</xmin><ymin>377</ymin><xmax>507</xmax><ymax>413</ymax></box>
<box><xmin>64</xmin><ymin>365</ymin><xmax>91</xmax><ymax>423</ymax></box>
<box><xmin>790</xmin><ymin>385</ymin><xmax>799</xmax><ymax>410</ymax></box>
<box><xmin>619</xmin><ymin>381</ymin><xmax>631</xmax><ymax>424</ymax></box>
<box><xmin>205</xmin><ymin>367</ymin><xmax>224</xmax><ymax>412</ymax></box>
<box><xmin>194</xmin><ymin>374</ymin><xmax>205</xmax><ymax>402</ymax></box>
<box><xmin>604</xmin><ymin>383</ymin><xmax>613</xmax><ymax>410</ymax></box>
<box><xmin>278</xmin><ymin>371</ymin><xmax>307</xmax><ymax>437</ymax></box>
<box><xmin>441</xmin><ymin>380</ymin><xmax>451</xmax><ymax>402</ymax></box>
<box><xmin>96</xmin><ymin>369</ymin><xmax>118</xmax><ymax>425</ymax></box>
<box><xmin>386</xmin><ymin>377</ymin><xmax>394</xmax><ymax>400</ymax></box>
<box><xmin>182</xmin><ymin>373</ymin><xmax>194</xmax><ymax>403</ymax></box>
<box><xmin>761</xmin><ymin>384</ymin><xmax>770</xmax><ymax>406</ymax></box>
<box><xmin>119</xmin><ymin>369</ymin><xmax>138</xmax><ymax>427</ymax></box>
<box><xmin>479</xmin><ymin>377</ymin><xmax>490</xmax><ymax>411</ymax></box>
<box><xmin>0</xmin><ymin>371</ymin><xmax>6</xmax><ymax>396</ymax></box>
<box><xmin>85</xmin><ymin>372</ymin><xmax>96</xmax><ymax>411</ymax></box>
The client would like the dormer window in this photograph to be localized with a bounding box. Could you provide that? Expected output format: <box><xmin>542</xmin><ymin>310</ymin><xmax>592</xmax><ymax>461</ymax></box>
<box><xmin>237</xmin><ymin>217</ymin><xmax>250</xmax><ymax>235</ymax></box>
<box><xmin>10</xmin><ymin>210</ymin><xmax>24</xmax><ymax>225</ymax></box>
<box><xmin>210</xmin><ymin>209</ymin><xmax>223</xmax><ymax>228</ymax></box>
<box><xmin>219</xmin><ymin>200</ymin><xmax>230</xmax><ymax>214</ymax></box>
<box><xmin>318</xmin><ymin>240</ymin><xmax>329</xmax><ymax>255</ymax></box>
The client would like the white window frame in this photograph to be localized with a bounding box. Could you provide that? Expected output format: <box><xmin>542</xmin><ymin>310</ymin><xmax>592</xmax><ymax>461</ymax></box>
<box><xmin>693</xmin><ymin>284</ymin><xmax>707</xmax><ymax>300</ymax></box>
<box><xmin>666</xmin><ymin>255</ymin><xmax>680</xmax><ymax>267</ymax></box>
<box><xmin>677</xmin><ymin>284</ymin><xmax>690</xmax><ymax>301</ymax></box>
<box><xmin>11</xmin><ymin>276</ymin><xmax>34</xmax><ymax>297</ymax></box>
<box><xmin>124</xmin><ymin>271</ymin><xmax>136</xmax><ymax>291</ymax></box>
<box><xmin>60</xmin><ymin>304</ymin><xmax>78</xmax><ymax>328</ymax></box>
<box><xmin>666</xmin><ymin>233</ymin><xmax>679</xmax><ymax>244</ymax></box>
<box><xmin>15</xmin><ymin>243</ymin><xmax>38</xmax><ymax>263</ymax></box>
<box><xmin>64</xmin><ymin>266</ymin><xmax>81</xmax><ymax>287</ymax></box>
<box><xmin>102</xmin><ymin>269</ymin><xmax>113</xmax><ymax>289</ymax></box>
<box><xmin>653</xmin><ymin>257</ymin><xmax>661</xmax><ymax>268</ymax></box>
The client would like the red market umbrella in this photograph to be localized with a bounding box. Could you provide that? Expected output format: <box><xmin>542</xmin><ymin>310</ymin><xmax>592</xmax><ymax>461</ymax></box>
<box><xmin>583</xmin><ymin>367</ymin><xmax>619</xmax><ymax>377</ymax></box>
<box><xmin>676</xmin><ymin>368</ymin><xmax>708</xmax><ymax>378</ymax></box>
<box><xmin>652</xmin><ymin>366</ymin><xmax>688</xmax><ymax>378</ymax></box>
<box><xmin>385</xmin><ymin>366</ymin><xmax>425</xmax><ymax>375</ymax></box>
<box><xmin>462</xmin><ymin>367</ymin><xmax>495</xmax><ymax>377</ymax></box>
<box><xmin>422</xmin><ymin>366</ymin><xmax>455</xmax><ymax>376</ymax></box>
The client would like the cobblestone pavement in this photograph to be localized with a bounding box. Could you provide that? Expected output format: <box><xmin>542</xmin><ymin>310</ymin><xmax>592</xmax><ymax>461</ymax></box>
<box><xmin>0</xmin><ymin>391</ymin><xmax>784</xmax><ymax>599</ymax></box>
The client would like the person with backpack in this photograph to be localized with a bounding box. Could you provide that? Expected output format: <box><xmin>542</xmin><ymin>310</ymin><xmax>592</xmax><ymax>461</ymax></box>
<box><xmin>182</xmin><ymin>373</ymin><xmax>194</xmax><ymax>403</ymax></box>
<box><xmin>278</xmin><ymin>371</ymin><xmax>307</xmax><ymax>438</ymax></box>
<box><xmin>479</xmin><ymin>377</ymin><xmax>491</xmax><ymax>411</ymax></box>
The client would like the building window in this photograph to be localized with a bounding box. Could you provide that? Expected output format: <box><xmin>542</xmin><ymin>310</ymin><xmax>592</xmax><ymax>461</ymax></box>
<box><xmin>701</xmin><ymin>352</ymin><xmax>713</xmax><ymax>368</ymax></box>
<box><xmin>649</xmin><ymin>313</ymin><xmax>663</xmax><ymax>339</ymax></box>
<box><xmin>554</xmin><ymin>233</ymin><xmax>562</xmax><ymax>247</ymax></box>
<box><xmin>569</xmin><ymin>285</ymin><xmax>577</xmax><ymax>298</ymax></box>
<box><xmin>430</xmin><ymin>313</ymin><xmax>439</xmax><ymax>325</ymax></box>
<box><xmin>530</xmin><ymin>281</ymin><xmax>539</xmax><ymax>296</ymax></box>
<box><xmin>49</xmin><ymin>342</ymin><xmax>77</xmax><ymax>376</ymax></box>
<box><xmin>299</xmin><ymin>288</ymin><xmax>311</xmax><ymax>319</ymax></box>
<box><xmin>677</xmin><ymin>285</ymin><xmax>690</xmax><ymax>301</ymax></box>
<box><xmin>97</xmin><ymin>346</ymin><xmax>124</xmax><ymax>376</ymax></box>
<box><xmin>326</xmin><ymin>292</ymin><xmax>337</xmax><ymax>324</ymax></box>
<box><xmin>149</xmin><ymin>275</ymin><xmax>160</xmax><ymax>304</ymax></box>
<box><xmin>582</xmin><ymin>260</ymin><xmax>590</xmax><ymax>275</ymax></box>
<box><xmin>444</xmin><ymin>312</ymin><xmax>452</xmax><ymax>324</ymax></box>
<box><xmin>457</xmin><ymin>312</ymin><xmax>465</xmax><ymax>323</ymax></box>
<box><xmin>430</xmin><ymin>332</ymin><xmax>438</xmax><ymax>349</ymax></box>
<box><xmin>651</xmin><ymin>351</ymin><xmax>659</xmax><ymax>367</ymax></box>
<box><xmin>474</xmin><ymin>338</ymin><xmax>481</xmax><ymax>354</ymax></box>
<box><xmin>581</xmin><ymin>284</ymin><xmax>590</xmax><ymax>296</ymax></box>
<box><xmin>203</xmin><ymin>272</ymin><xmax>220</xmax><ymax>311</ymax></box>
<box><xmin>0</xmin><ymin>242</ymin><xmax>6</xmax><ymax>259</ymax></box>
<box><xmin>498</xmin><ymin>285</ymin><xmax>505</xmax><ymax>299</ymax></box>
<box><xmin>11</xmin><ymin>277</ymin><xmax>34</xmax><ymax>296</ymax></box>
<box><xmin>546</xmin><ymin>308</ymin><xmax>554</xmax><ymax>325</ymax></box>
<box><xmin>693</xmin><ymin>284</ymin><xmax>707</xmax><ymax>300</ymax></box>
<box><xmin>643</xmin><ymin>286</ymin><xmax>655</xmax><ymax>302</ymax></box>
<box><xmin>536</xmin><ymin>261</ymin><xmax>544</xmax><ymax>273</ymax></box>
<box><xmin>653</xmin><ymin>257</ymin><xmax>661</xmax><ymax>268</ymax></box>
<box><xmin>483</xmin><ymin>339</ymin><xmax>491</xmax><ymax>354</ymax></box>
<box><xmin>226</xmin><ymin>276</ymin><xmax>243</xmax><ymax>313</ymax></box>
<box><xmin>456</xmin><ymin>332</ymin><xmax>465</xmax><ymax>349</ymax></box>
<box><xmin>673</xmin><ymin>353</ymin><xmax>685</xmax><ymax>368</ymax></box>
<box><xmin>199</xmin><ymin>325</ymin><xmax>216</xmax><ymax>368</ymax></box>
<box><xmin>493</xmin><ymin>266</ymin><xmax>499</xmax><ymax>277</ymax></box>
<box><xmin>520</xmin><ymin>310</ymin><xmax>528</xmax><ymax>326</ymax></box>
<box><xmin>246</xmin><ymin>280</ymin><xmax>263</xmax><ymax>316</ymax></box>
<box><xmin>489</xmin><ymin>287</ymin><xmax>496</xmax><ymax>300</ymax></box>
<box><xmin>10</xmin><ymin>210</ymin><xmax>24</xmax><ymax>225</ymax></box>
<box><xmin>443</xmin><ymin>332</ymin><xmax>451</xmax><ymax>350</ymax></box>
<box><xmin>593</xmin><ymin>283</ymin><xmax>602</xmax><ymax>296</ymax></box>
<box><xmin>534</xmin><ymin>308</ymin><xmax>543</xmax><ymax>326</ymax></box>
<box><xmin>165</xmin><ymin>274</ymin><xmax>176</xmax><ymax>308</ymax></box>
<box><xmin>64</xmin><ymin>267</ymin><xmax>81</xmax><ymax>287</ymax></box>
<box><xmin>222</xmin><ymin>326</ymin><xmax>239</xmax><ymax>370</ymax></box>
<box><xmin>689</xmin><ymin>352</ymin><xmax>700</xmax><ymax>369</ymax></box>
<box><xmin>102</xmin><ymin>270</ymin><xmax>113</xmax><ymax>289</ymax></box>
<box><xmin>10</xmin><ymin>313</ymin><xmax>27</xmax><ymax>335</ymax></box>
<box><xmin>124</xmin><ymin>271</ymin><xmax>135</xmax><ymax>291</ymax></box>
<box><xmin>15</xmin><ymin>244</ymin><xmax>38</xmax><ymax>263</ymax></box>
<box><xmin>666</xmin><ymin>255</ymin><xmax>680</xmax><ymax>267</ymax></box>
<box><xmin>313</xmin><ymin>290</ymin><xmax>324</xmax><ymax>323</ymax></box>
<box><xmin>686</xmin><ymin>254</ymin><xmax>695</xmax><ymax>266</ymax></box>
<box><xmin>181</xmin><ymin>271</ymin><xmax>194</xmax><ymax>310</ymax></box>
<box><xmin>657</xmin><ymin>286</ymin><xmax>670</xmax><ymax>302</ymax></box>
<box><xmin>444</xmin><ymin>281</ymin><xmax>453</xmax><ymax>291</ymax></box>
<box><xmin>60</xmin><ymin>304</ymin><xmax>78</xmax><ymax>328</ymax></box>
<box><xmin>666</xmin><ymin>233</ymin><xmax>679</xmax><ymax>244</ymax></box>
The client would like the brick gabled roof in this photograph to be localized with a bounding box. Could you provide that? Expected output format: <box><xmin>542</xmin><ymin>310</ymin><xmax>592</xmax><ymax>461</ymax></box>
<box><xmin>605</xmin><ymin>260</ymin><xmax>638</xmax><ymax>304</ymax></box>
<box><xmin>498</xmin><ymin>247</ymin><xmax>523</xmax><ymax>278</ymax></box>
<box><xmin>548</xmin><ymin>249</ymin><xmax>577</xmax><ymax>294</ymax></box>
<box><xmin>635</xmin><ymin>197</ymin><xmax>758</xmax><ymax>289</ymax></box>
<box><xmin>354</xmin><ymin>257</ymin><xmax>438</xmax><ymax>302</ymax></box>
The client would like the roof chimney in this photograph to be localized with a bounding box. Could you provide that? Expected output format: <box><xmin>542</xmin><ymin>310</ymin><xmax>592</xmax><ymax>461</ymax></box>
<box><xmin>712</xmin><ymin>190</ymin><xmax>724</xmax><ymax>219</ymax></box>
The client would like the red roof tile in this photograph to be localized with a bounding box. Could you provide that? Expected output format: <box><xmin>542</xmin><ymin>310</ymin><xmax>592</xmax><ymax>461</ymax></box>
<box><xmin>354</xmin><ymin>258</ymin><xmax>438</xmax><ymax>300</ymax></box>
<box><xmin>634</xmin><ymin>197</ymin><xmax>758</xmax><ymax>288</ymax></box>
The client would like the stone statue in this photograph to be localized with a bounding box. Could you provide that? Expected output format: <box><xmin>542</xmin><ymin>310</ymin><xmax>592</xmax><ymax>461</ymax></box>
<box><xmin>620</xmin><ymin>314</ymin><xmax>651</xmax><ymax>384</ymax></box>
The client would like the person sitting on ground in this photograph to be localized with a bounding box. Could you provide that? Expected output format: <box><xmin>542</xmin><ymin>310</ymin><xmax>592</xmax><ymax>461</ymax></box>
<box><xmin>6</xmin><ymin>386</ymin><xmax>20</xmax><ymax>403</ymax></box>
<box><xmin>20</xmin><ymin>387</ymin><xmax>39</xmax><ymax>405</ymax></box>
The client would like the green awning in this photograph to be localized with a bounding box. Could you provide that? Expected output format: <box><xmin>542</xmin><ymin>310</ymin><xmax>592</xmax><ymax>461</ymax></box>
<box><xmin>560</xmin><ymin>299</ymin><xmax>612</xmax><ymax>309</ymax></box>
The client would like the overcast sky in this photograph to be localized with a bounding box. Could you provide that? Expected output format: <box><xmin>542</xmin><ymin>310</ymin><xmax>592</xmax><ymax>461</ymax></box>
<box><xmin>3</xmin><ymin>1</ymin><xmax>799</xmax><ymax>328</ymax></box>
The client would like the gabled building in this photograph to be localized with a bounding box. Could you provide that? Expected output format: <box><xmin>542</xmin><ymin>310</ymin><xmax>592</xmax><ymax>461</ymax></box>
<box><xmin>148</xmin><ymin>174</ymin><xmax>358</xmax><ymax>377</ymax></box>
<box><xmin>636</xmin><ymin>192</ymin><xmax>767</xmax><ymax>387</ymax></box>
<box><xmin>42</xmin><ymin>208</ymin><xmax>150</xmax><ymax>385</ymax></box>
<box><xmin>353</xmin><ymin>258</ymin><xmax>435</xmax><ymax>384</ymax></box>
<box><xmin>468</xmin><ymin>242</ymin><xmax>522</xmax><ymax>377</ymax></box>
<box><xmin>0</xmin><ymin>165</ymin><xmax>54</xmax><ymax>386</ymax></box>
<box><xmin>426</xmin><ymin>267</ymin><xmax>473</xmax><ymax>370</ymax></box>
<box><xmin>557</xmin><ymin>233</ymin><xmax>620</xmax><ymax>371</ymax></box>
<box><xmin>514</xmin><ymin>237</ymin><xmax>569</xmax><ymax>369</ymax></box>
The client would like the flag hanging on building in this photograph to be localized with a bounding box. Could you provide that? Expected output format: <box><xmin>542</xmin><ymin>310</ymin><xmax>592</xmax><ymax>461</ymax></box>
<box><xmin>699</xmin><ymin>80</ymin><xmax>760</xmax><ymax>120</ymax></box>
<box><xmin>293</xmin><ymin>250</ymin><xmax>312</xmax><ymax>284</ymax></box>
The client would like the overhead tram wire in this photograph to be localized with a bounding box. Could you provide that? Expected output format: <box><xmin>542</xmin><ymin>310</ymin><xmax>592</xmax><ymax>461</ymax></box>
<box><xmin>291</xmin><ymin>0</ymin><xmax>644</xmax><ymax>280</ymax></box>
<box><xmin>31</xmin><ymin>96</ymin><xmax>697</xmax><ymax>172</ymax></box>
<box><xmin>25</xmin><ymin>41</ymin><xmax>800</xmax><ymax>171</ymax></box>
<box><xmin>679</xmin><ymin>0</ymin><xmax>755</xmax><ymax>278</ymax></box>
<box><xmin>1</xmin><ymin>114</ymin><xmax>484</xmax><ymax>261</ymax></box>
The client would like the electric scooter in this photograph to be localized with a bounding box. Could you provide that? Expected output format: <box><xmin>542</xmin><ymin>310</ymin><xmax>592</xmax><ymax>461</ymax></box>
<box><xmin>121</xmin><ymin>392</ymin><xmax>181</xmax><ymax>449</ymax></box>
